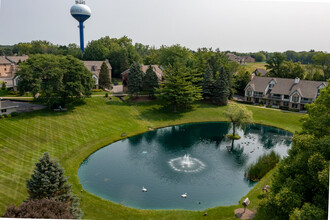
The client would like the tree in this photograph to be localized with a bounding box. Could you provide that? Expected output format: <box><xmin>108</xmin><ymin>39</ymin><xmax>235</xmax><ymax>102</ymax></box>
<box><xmin>143</xmin><ymin>65</ymin><xmax>159</xmax><ymax>98</ymax></box>
<box><xmin>254</xmin><ymin>52</ymin><xmax>266</xmax><ymax>62</ymax></box>
<box><xmin>312</xmin><ymin>53</ymin><xmax>330</xmax><ymax>80</ymax></box>
<box><xmin>213</xmin><ymin>67</ymin><xmax>231</xmax><ymax>106</ymax></box>
<box><xmin>233</xmin><ymin>67</ymin><xmax>250</xmax><ymax>95</ymax></box>
<box><xmin>127</xmin><ymin>62</ymin><xmax>143</xmax><ymax>97</ymax></box>
<box><xmin>16</xmin><ymin>54</ymin><xmax>93</xmax><ymax>108</ymax></box>
<box><xmin>156</xmin><ymin>63</ymin><xmax>202</xmax><ymax>112</ymax></box>
<box><xmin>99</xmin><ymin>61</ymin><xmax>111</xmax><ymax>89</ymax></box>
<box><xmin>257</xmin><ymin>80</ymin><xmax>330</xmax><ymax>220</ymax></box>
<box><xmin>279</xmin><ymin>61</ymin><xmax>305</xmax><ymax>79</ymax></box>
<box><xmin>1</xmin><ymin>81</ymin><xmax>6</xmax><ymax>91</ymax></box>
<box><xmin>3</xmin><ymin>199</ymin><xmax>73</xmax><ymax>219</ymax></box>
<box><xmin>266</xmin><ymin>52</ymin><xmax>286</xmax><ymax>77</ymax></box>
<box><xmin>26</xmin><ymin>152</ymin><xmax>82</xmax><ymax>218</ymax></box>
<box><xmin>202</xmin><ymin>66</ymin><xmax>215</xmax><ymax>99</ymax></box>
<box><xmin>224</xmin><ymin>103</ymin><xmax>253</xmax><ymax>138</ymax></box>
<box><xmin>83</xmin><ymin>36</ymin><xmax>142</xmax><ymax>78</ymax></box>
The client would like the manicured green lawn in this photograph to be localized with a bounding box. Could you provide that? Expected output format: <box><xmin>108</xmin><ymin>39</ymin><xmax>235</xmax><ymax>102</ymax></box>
<box><xmin>0</xmin><ymin>97</ymin><xmax>304</xmax><ymax>219</ymax></box>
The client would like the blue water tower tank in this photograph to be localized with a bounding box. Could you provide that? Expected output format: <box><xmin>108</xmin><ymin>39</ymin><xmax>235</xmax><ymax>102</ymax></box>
<box><xmin>70</xmin><ymin>0</ymin><xmax>91</xmax><ymax>52</ymax></box>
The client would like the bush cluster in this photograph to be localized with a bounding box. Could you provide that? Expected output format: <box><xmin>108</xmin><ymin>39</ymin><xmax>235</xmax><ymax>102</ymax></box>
<box><xmin>245</xmin><ymin>151</ymin><xmax>280</xmax><ymax>181</ymax></box>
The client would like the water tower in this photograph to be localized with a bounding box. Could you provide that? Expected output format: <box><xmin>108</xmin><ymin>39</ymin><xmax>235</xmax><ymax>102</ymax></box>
<box><xmin>70</xmin><ymin>0</ymin><xmax>91</xmax><ymax>52</ymax></box>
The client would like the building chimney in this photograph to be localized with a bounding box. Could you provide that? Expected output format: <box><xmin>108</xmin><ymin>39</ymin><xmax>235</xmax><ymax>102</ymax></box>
<box><xmin>294</xmin><ymin>77</ymin><xmax>300</xmax><ymax>84</ymax></box>
<box><xmin>250</xmin><ymin>73</ymin><xmax>255</xmax><ymax>81</ymax></box>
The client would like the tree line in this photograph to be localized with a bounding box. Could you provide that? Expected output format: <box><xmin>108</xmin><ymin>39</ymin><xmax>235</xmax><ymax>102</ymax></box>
<box><xmin>1</xmin><ymin>37</ymin><xmax>329</xmax><ymax>80</ymax></box>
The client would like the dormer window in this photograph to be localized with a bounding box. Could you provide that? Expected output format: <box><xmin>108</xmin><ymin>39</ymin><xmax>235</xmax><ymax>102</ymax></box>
<box><xmin>292</xmin><ymin>94</ymin><xmax>299</xmax><ymax>103</ymax></box>
<box><xmin>247</xmin><ymin>88</ymin><xmax>253</xmax><ymax>96</ymax></box>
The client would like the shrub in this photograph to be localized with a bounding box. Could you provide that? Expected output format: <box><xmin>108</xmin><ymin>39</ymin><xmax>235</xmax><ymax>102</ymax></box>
<box><xmin>279</xmin><ymin>106</ymin><xmax>289</xmax><ymax>110</ymax></box>
<box><xmin>105</xmin><ymin>93</ymin><xmax>109</xmax><ymax>98</ymax></box>
<box><xmin>266</xmin><ymin>105</ymin><xmax>272</xmax><ymax>108</ymax></box>
<box><xmin>0</xmin><ymin>115</ymin><xmax>5</xmax><ymax>119</ymax></box>
<box><xmin>2</xmin><ymin>114</ymin><xmax>8</xmax><ymax>118</ymax></box>
<box><xmin>3</xmin><ymin>199</ymin><xmax>73</xmax><ymax>219</ymax></box>
<box><xmin>288</xmin><ymin>108</ymin><xmax>299</xmax><ymax>112</ymax></box>
<box><xmin>8</xmin><ymin>90</ymin><xmax>20</xmax><ymax>95</ymax></box>
<box><xmin>91</xmin><ymin>89</ymin><xmax>103</xmax><ymax>92</ymax></box>
<box><xmin>245</xmin><ymin>151</ymin><xmax>280</xmax><ymax>181</ymax></box>
<box><xmin>10</xmin><ymin>112</ymin><xmax>19</xmax><ymax>117</ymax></box>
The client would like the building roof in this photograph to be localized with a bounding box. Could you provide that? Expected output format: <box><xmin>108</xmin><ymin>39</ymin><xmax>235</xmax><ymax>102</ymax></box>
<box><xmin>0</xmin><ymin>56</ymin><xmax>12</xmax><ymax>65</ymax></box>
<box><xmin>83</xmin><ymin>60</ymin><xmax>112</xmax><ymax>77</ymax></box>
<box><xmin>246</xmin><ymin>76</ymin><xmax>327</xmax><ymax>99</ymax></box>
<box><xmin>0</xmin><ymin>100</ymin><xmax>18</xmax><ymax>109</ymax></box>
<box><xmin>5</xmin><ymin>55</ymin><xmax>29</xmax><ymax>64</ymax></box>
<box><xmin>0</xmin><ymin>78</ymin><xmax>13</xmax><ymax>88</ymax></box>
<box><xmin>254</xmin><ymin>69</ymin><xmax>268</xmax><ymax>76</ymax></box>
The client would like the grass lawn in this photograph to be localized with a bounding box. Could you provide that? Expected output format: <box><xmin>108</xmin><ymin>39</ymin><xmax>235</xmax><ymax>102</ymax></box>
<box><xmin>0</xmin><ymin>97</ymin><xmax>304</xmax><ymax>219</ymax></box>
<box><xmin>244</xmin><ymin>62</ymin><xmax>267</xmax><ymax>73</ymax></box>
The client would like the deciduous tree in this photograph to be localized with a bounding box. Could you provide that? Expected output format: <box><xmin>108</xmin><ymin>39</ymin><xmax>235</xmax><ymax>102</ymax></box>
<box><xmin>224</xmin><ymin>103</ymin><xmax>253</xmax><ymax>137</ymax></box>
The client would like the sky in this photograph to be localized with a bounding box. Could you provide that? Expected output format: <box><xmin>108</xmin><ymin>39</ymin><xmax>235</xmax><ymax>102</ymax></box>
<box><xmin>0</xmin><ymin>0</ymin><xmax>329</xmax><ymax>52</ymax></box>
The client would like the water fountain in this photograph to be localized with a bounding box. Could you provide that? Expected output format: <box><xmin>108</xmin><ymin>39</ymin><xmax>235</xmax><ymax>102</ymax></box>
<box><xmin>169</xmin><ymin>154</ymin><xmax>206</xmax><ymax>173</ymax></box>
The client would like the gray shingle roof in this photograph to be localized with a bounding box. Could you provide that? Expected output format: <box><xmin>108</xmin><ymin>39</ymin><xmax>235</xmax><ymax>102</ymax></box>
<box><xmin>0</xmin><ymin>56</ymin><xmax>12</xmax><ymax>65</ymax></box>
<box><xmin>246</xmin><ymin>76</ymin><xmax>327</xmax><ymax>99</ymax></box>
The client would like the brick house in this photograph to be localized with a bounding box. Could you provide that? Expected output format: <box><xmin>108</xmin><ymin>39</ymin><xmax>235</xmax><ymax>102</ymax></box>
<box><xmin>244</xmin><ymin>74</ymin><xmax>327</xmax><ymax>111</ymax></box>
<box><xmin>0</xmin><ymin>55</ymin><xmax>29</xmax><ymax>90</ymax></box>
<box><xmin>83</xmin><ymin>60</ymin><xmax>112</xmax><ymax>89</ymax></box>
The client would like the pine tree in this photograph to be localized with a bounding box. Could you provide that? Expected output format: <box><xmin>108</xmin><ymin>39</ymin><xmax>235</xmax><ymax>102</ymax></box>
<box><xmin>213</xmin><ymin>67</ymin><xmax>230</xmax><ymax>106</ymax></box>
<box><xmin>127</xmin><ymin>62</ymin><xmax>143</xmax><ymax>97</ymax></box>
<box><xmin>143</xmin><ymin>65</ymin><xmax>159</xmax><ymax>98</ymax></box>
<box><xmin>26</xmin><ymin>153</ymin><xmax>82</xmax><ymax>219</ymax></box>
<box><xmin>156</xmin><ymin>63</ymin><xmax>202</xmax><ymax>112</ymax></box>
<box><xmin>202</xmin><ymin>66</ymin><xmax>215</xmax><ymax>99</ymax></box>
<box><xmin>98</xmin><ymin>62</ymin><xmax>111</xmax><ymax>89</ymax></box>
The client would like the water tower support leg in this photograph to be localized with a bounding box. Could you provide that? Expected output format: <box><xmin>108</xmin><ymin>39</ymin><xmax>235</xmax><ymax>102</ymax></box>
<box><xmin>79</xmin><ymin>21</ymin><xmax>85</xmax><ymax>52</ymax></box>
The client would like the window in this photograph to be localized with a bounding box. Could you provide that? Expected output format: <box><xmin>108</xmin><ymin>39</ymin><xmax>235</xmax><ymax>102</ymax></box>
<box><xmin>283</xmin><ymin>102</ymin><xmax>289</xmax><ymax>107</ymax></box>
<box><xmin>292</xmin><ymin>94</ymin><xmax>299</xmax><ymax>103</ymax></box>
<box><xmin>247</xmin><ymin>88</ymin><xmax>252</xmax><ymax>96</ymax></box>
<box><xmin>4</xmin><ymin>68</ymin><xmax>6</xmax><ymax>71</ymax></box>
<box><xmin>292</xmin><ymin>104</ymin><xmax>298</xmax><ymax>109</ymax></box>
<box><xmin>1</xmin><ymin>109</ymin><xmax>7</xmax><ymax>113</ymax></box>
<box><xmin>284</xmin><ymin>95</ymin><xmax>289</xmax><ymax>99</ymax></box>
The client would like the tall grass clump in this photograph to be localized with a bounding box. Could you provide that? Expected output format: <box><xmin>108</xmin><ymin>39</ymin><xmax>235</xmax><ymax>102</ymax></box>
<box><xmin>245</xmin><ymin>151</ymin><xmax>280</xmax><ymax>181</ymax></box>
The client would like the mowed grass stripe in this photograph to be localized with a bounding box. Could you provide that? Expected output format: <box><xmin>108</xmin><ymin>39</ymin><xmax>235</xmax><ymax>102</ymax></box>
<box><xmin>0</xmin><ymin>97</ymin><xmax>304</xmax><ymax>219</ymax></box>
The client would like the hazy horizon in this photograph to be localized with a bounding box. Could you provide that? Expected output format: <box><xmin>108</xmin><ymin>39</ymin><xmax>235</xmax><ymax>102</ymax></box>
<box><xmin>0</xmin><ymin>0</ymin><xmax>329</xmax><ymax>52</ymax></box>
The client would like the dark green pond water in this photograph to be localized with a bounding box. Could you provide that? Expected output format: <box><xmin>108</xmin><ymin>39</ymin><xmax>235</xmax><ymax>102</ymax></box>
<box><xmin>78</xmin><ymin>122</ymin><xmax>292</xmax><ymax>210</ymax></box>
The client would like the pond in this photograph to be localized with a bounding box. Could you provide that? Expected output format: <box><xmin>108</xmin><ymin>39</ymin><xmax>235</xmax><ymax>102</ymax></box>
<box><xmin>78</xmin><ymin>122</ymin><xmax>292</xmax><ymax>210</ymax></box>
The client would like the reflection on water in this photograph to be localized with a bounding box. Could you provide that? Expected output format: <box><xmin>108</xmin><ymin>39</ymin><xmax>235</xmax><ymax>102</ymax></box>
<box><xmin>78</xmin><ymin>122</ymin><xmax>292</xmax><ymax>210</ymax></box>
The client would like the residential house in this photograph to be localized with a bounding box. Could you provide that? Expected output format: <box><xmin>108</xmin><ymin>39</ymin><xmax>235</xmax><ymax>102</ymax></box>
<box><xmin>0</xmin><ymin>55</ymin><xmax>29</xmax><ymax>90</ymax></box>
<box><xmin>121</xmin><ymin>65</ymin><xmax>164</xmax><ymax>93</ymax></box>
<box><xmin>226</xmin><ymin>53</ymin><xmax>255</xmax><ymax>65</ymax></box>
<box><xmin>244</xmin><ymin>74</ymin><xmax>327</xmax><ymax>111</ymax></box>
<box><xmin>83</xmin><ymin>59</ymin><xmax>112</xmax><ymax>89</ymax></box>
<box><xmin>252</xmin><ymin>68</ymin><xmax>268</xmax><ymax>77</ymax></box>
<box><xmin>0</xmin><ymin>99</ymin><xmax>18</xmax><ymax>116</ymax></box>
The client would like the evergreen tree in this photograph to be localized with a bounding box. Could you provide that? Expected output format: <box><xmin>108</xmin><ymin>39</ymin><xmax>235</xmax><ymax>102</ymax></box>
<box><xmin>1</xmin><ymin>81</ymin><xmax>6</xmax><ymax>91</ymax></box>
<box><xmin>127</xmin><ymin>62</ymin><xmax>143</xmax><ymax>97</ymax></box>
<box><xmin>213</xmin><ymin>67</ymin><xmax>230</xmax><ymax>106</ymax></box>
<box><xmin>143</xmin><ymin>65</ymin><xmax>159</xmax><ymax>98</ymax></box>
<box><xmin>26</xmin><ymin>153</ymin><xmax>82</xmax><ymax>219</ymax></box>
<box><xmin>98</xmin><ymin>61</ymin><xmax>111</xmax><ymax>89</ymax></box>
<box><xmin>202</xmin><ymin>66</ymin><xmax>215</xmax><ymax>99</ymax></box>
<box><xmin>156</xmin><ymin>63</ymin><xmax>202</xmax><ymax>112</ymax></box>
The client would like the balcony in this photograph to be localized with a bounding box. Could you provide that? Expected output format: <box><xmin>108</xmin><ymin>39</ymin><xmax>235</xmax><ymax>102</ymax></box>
<box><xmin>253</xmin><ymin>93</ymin><xmax>263</xmax><ymax>98</ymax></box>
